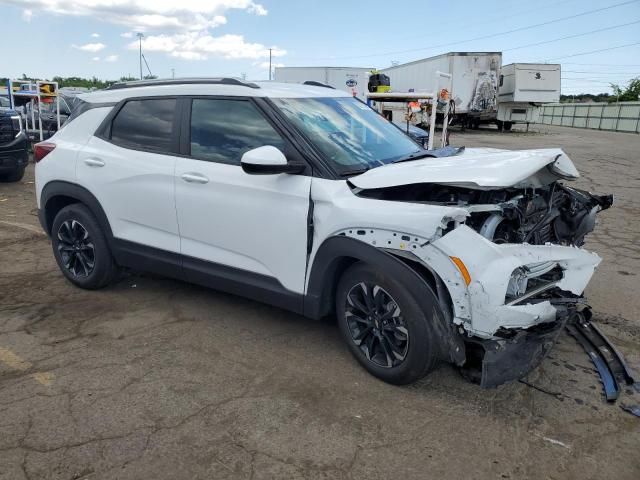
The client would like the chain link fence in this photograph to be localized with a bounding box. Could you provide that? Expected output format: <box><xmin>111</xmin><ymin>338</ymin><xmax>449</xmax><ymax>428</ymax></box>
<box><xmin>540</xmin><ymin>101</ymin><xmax>640</xmax><ymax>133</ymax></box>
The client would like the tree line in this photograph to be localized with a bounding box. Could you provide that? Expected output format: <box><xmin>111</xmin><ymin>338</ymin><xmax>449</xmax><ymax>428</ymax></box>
<box><xmin>560</xmin><ymin>77</ymin><xmax>639</xmax><ymax>103</ymax></box>
<box><xmin>1</xmin><ymin>74</ymin><xmax>158</xmax><ymax>90</ymax></box>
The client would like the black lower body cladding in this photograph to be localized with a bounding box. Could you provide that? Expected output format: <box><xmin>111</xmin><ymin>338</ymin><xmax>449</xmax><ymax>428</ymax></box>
<box><xmin>471</xmin><ymin>320</ymin><xmax>565</xmax><ymax>388</ymax></box>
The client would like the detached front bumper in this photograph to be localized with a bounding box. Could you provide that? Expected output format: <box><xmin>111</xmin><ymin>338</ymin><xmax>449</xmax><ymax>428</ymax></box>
<box><xmin>410</xmin><ymin>225</ymin><xmax>602</xmax><ymax>386</ymax></box>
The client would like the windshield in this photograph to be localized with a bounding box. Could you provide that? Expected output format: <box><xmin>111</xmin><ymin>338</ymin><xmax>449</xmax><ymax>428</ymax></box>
<box><xmin>271</xmin><ymin>97</ymin><xmax>421</xmax><ymax>174</ymax></box>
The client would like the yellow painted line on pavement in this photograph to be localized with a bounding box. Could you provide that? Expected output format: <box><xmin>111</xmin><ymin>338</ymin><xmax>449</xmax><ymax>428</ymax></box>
<box><xmin>0</xmin><ymin>347</ymin><xmax>54</xmax><ymax>386</ymax></box>
<box><xmin>0</xmin><ymin>347</ymin><xmax>30</xmax><ymax>370</ymax></box>
<box><xmin>32</xmin><ymin>371</ymin><xmax>54</xmax><ymax>386</ymax></box>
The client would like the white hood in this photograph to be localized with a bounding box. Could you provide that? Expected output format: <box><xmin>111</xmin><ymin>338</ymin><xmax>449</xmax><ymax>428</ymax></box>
<box><xmin>350</xmin><ymin>148</ymin><xmax>580</xmax><ymax>190</ymax></box>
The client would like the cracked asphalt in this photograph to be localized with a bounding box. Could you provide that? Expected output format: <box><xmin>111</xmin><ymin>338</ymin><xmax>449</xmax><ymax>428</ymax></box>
<box><xmin>1</xmin><ymin>124</ymin><xmax>639</xmax><ymax>480</ymax></box>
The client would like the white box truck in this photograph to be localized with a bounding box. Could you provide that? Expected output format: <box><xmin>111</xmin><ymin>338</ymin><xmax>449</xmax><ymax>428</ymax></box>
<box><xmin>380</xmin><ymin>52</ymin><xmax>502</xmax><ymax>127</ymax></box>
<box><xmin>497</xmin><ymin>63</ymin><xmax>561</xmax><ymax>130</ymax></box>
<box><xmin>274</xmin><ymin>67</ymin><xmax>373</xmax><ymax>101</ymax></box>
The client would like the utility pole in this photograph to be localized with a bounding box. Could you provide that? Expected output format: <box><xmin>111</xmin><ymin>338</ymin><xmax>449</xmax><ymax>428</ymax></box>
<box><xmin>137</xmin><ymin>33</ymin><xmax>144</xmax><ymax>80</ymax></box>
<box><xmin>171</xmin><ymin>68</ymin><xmax>175</xmax><ymax>79</ymax></box>
<box><xmin>268</xmin><ymin>48</ymin><xmax>272</xmax><ymax>81</ymax></box>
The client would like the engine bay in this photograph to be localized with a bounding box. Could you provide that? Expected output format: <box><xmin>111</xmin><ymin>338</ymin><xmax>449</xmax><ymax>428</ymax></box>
<box><xmin>355</xmin><ymin>182</ymin><xmax>613</xmax><ymax>246</ymax></box>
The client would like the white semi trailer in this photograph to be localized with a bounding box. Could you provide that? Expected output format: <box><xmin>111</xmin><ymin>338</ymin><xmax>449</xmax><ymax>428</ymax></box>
<box><xmin>497</xmin><ymin>63</ymin><xmax>561</xmax><ymax>130</ymax></box>
<box><xmin>380</xmin><ymin>52</ymin><xmax>502</xmax><ymax>127</ymax></box>
<box><xmin>274</xmin><ymin>67</ymin><xmax>373</xmax><ymax>101</ymax></box>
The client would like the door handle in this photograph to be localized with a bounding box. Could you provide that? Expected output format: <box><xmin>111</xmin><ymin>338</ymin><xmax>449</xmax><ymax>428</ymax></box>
<box><xmin>181</xmin><ymin>173</ymin><xmax>209</xmax><ymax>184</ymax></box>
<box><xmin>83</xmin><ymin>158</ymin><xmax>105</xmax><ymax>167</ymax></box>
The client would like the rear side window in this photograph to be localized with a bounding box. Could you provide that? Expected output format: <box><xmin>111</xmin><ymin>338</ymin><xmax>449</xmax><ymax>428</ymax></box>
<box><xmin>111</xmin><ymin>98</ymin><xmax>176</xmax><ymax>152</ymax></box>
<box><xmin>190</xmin><ymin>98</ymin><xmax>285</xmax><ymax>165</ymax></box>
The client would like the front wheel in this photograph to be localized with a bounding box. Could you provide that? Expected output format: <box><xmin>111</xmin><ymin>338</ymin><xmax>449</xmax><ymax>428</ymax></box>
<box><xmin>336</xmin><ymin>262</ymin><xmax>441</xmax><ymax>385</ymax></box>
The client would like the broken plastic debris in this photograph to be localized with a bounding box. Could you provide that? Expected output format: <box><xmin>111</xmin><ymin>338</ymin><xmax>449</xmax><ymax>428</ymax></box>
<box><xmin>620</xmin><ymin>403</ymin><xmax>640</xmax><ymax>418</ymax></box>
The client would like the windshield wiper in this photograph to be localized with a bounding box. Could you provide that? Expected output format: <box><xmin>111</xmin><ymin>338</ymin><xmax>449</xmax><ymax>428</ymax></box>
<box><xmin>338</xmin><ymin>166</ymin><xmax>371</xmax><ymax>177</ymax></box>
<box><xmin>391</xmin><ymin>151</ymin><xmax>434</xmax><ymax>164</ymax></box>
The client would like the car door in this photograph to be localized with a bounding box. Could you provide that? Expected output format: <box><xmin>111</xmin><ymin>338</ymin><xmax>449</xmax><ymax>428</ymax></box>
<box><xmin>174</xmin><ymin>97</ymin><xmax>311</xmax><ymax>297</ymax></box>
<box><xmin>77</xmin><ymin>97</ymin><xmax>181</xmax><ymax>254</ymax></box>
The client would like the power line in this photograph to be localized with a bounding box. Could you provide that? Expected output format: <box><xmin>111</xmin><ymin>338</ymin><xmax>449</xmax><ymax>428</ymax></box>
<box><xmin>288</xmin><ymin>0</ymin><xmax>639</xmax><ymax>62</ymax></box>
<box><xmin>503</xmin><ymin>19</ymin><xmax>640</xmax><ymax>52</ymax></box>
<box><xmin>141</xmin><ymin>53</ymin><xmax>152</xmax><ymax>78</ymax></box>
<box><xmin>546</xmin><ymin>41</ymin><xmax>640</xmax><ymax>61</ymax></box>
<box><xmin>563</xmin><ymin>70</ymin><xmax>640</xmax><ymax>74</ymax></box>
<box><xmin>563</xmin><ymin>62</ymin><xmax>640</xmax><ymax>66</ymax></box>
<box><xmin>388</xmin><ymin>0</ymin><xmax>580</xmax><ymax>45</ymax></box>
<box><xmin>562</xmin><ymin>78</ymin><xmax>618</xmax><ymax>83</ymax></box>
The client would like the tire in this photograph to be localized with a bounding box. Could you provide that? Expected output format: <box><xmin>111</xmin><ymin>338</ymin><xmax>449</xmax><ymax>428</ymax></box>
<box><xmin>51</xmin><ymin>203</ymin><xmax>117</xmax><ymax>289</ymax></box>
<box><xmin>0</xmin><ymin>167</ymin><xmax>25</xmax><ymax>183</ymax></box>
<box><xmin>503</xmin><ymin>122</ymin><xmax>513</xmax><ymax>131</ymax></box>
<box><xmin>336</xmin><ymin>262</ymin><xmax>440</xmax><ymax>385</ymax></box>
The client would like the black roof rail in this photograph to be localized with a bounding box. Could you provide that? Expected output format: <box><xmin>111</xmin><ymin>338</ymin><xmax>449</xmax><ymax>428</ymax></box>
<box><xmin>106</xmin><ymin>77</ymin><xmax>260</xmax><ymax>90</ymax></box>
<box><xmin>303</xmin><ymin>81</ymin><xmax>335</xmax><ymax>89</ymax></box>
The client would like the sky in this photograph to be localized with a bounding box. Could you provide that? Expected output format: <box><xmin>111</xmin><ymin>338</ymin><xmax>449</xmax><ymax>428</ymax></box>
<box><xmin>1</xmin><ymin>0</ymin><xmax>639</xmax><ymax>94</ymax></box>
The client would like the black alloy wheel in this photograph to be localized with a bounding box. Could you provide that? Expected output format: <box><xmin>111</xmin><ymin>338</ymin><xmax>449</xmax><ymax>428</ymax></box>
<box><xmin>336</xmin><ymin>262</ymin><xmax>442</xmax><ymax>385</ymax></box>
<box><xmin>345</xmin><ymin>282</ymin><xmax>409</xmax><ymax>368</ymax></box>
<box><xmin>56</xmin><ymin>220</ymin><xmax>95</xmax><ymax>277</ymax></box>
<box><xmin>51</xmin><ymin>204</ymin><xmax>119</xmax><ymax>289</ymax></box>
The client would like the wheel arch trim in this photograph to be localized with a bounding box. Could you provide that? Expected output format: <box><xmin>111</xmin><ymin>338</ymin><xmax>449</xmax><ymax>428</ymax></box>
<box><xmin>304</xmin><ymin>234</ymin><xmax>466</xmax><ymax>364</ymax></box>
<box><xmin>39</xmin><ymin>180</ymin><xmax>114</xmax><ymax>241</ymax></box>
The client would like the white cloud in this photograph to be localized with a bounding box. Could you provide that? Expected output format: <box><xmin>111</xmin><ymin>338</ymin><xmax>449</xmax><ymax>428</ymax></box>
<box><xmin>10</xmin><ymin>1</ymin><xmax>282</xmax><ymax>64</ymax></box>
<box><xmin>248</xmin><ymin>3</ymin><xmax>268</xmax><ymax>15</ymax></box>
<box><xmin>73</xmin><ymin>42</ymin><xmax>106</xmax><ymax>53</ymax></box>
<box><xmin>22</xmin><ymin>9</ymin><xmax>33</xmax><ymax>22</ymax></box>
<box><xmin>91</xmin><ymin>32</ymin><xmax>100</xmax><ymax>38</ymax></box>
<box><xmin>92</xmin><ymin>56</ymin><xmax>100</xmax><ymax>61</ymax></box>
<box><xmin>130</xmin><ymin>33</ymin><xmax>286</xmax><ymax>61</ymax></box>
<box><xmin>7</xmin><ymin>1</ymin><xmax>268</xmax><ymax>32</ymax></box>
<box><xmin>104</xmin><ymin>55</ymin><xmax>119</xmax><ymax>62</ymax></box>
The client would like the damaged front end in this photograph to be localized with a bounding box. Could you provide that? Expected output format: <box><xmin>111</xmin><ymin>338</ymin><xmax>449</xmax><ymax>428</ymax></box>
<box><xmin>462</xmin><ymin>293</ymin><xmax>588</xmax><ymax>388</ymax></box>
<box><xmin>348</xmin><ymin>148</ymin><xmax>614</xmax><ymax>387</ymax></box>
<box><xmin>356</xmin><ymin>179</ymin><xmax>613</xmax><ymax>248</ymax></box>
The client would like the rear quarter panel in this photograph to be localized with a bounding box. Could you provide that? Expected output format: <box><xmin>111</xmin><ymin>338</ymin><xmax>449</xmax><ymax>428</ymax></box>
<box><xmin>35</xmin><ymin>107</ymin><xmax>111</xmax><ymax>207</ymax></box>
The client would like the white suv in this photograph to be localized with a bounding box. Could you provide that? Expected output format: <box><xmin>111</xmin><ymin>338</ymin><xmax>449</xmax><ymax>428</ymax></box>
<box><xmin>35</xmin><ymin>78</ymin><xmax>612</xmax><ymax>386</ymax></box>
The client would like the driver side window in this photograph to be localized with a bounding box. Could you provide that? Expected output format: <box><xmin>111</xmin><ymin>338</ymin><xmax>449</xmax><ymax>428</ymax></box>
<box><xmin>190</xmin><ymin>98</ymin><xmax>286</xmax><ymax>165</ymax></box>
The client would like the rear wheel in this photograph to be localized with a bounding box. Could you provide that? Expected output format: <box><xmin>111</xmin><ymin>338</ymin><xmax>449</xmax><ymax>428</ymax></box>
<box><xmin>51</xmin><ymin>204</ymin><xmax>117</xmax><ymax>289</ymax></box>
<box><xmin>336</xmin><ymin>262</ymin><xmax>440</xmax><ymax>385</ymax></box>
<box><xmin>503</xmin><ymin>122</ymin><xmax>513</xmax><ymax>131</ymax></box>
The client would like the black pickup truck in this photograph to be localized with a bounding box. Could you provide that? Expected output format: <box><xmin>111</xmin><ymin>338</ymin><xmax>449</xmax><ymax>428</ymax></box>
<box><xmin>0</xmin><ymin>106</ymin><xmax>29</xmax><ymax>182</ymax></box>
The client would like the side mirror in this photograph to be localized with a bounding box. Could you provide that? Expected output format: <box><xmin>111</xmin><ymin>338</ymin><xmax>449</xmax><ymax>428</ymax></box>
<box><xmin>241</xmin><ymin>146</ymin><xmax>304</xmax><ymax>175</ymax></box>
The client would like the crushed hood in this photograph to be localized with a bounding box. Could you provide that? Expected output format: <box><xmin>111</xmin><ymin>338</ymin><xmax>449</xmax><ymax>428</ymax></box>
<box><xmin>350</xmin><ymin>148</ymin><xmax>580</xmax><ymax>190</ymax></box>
